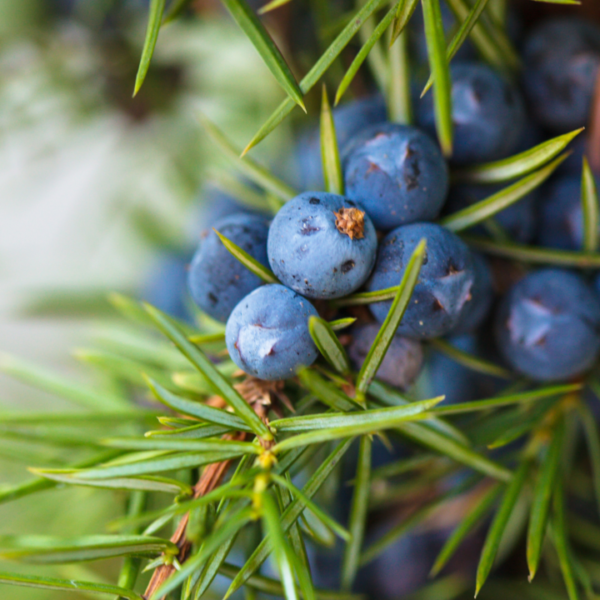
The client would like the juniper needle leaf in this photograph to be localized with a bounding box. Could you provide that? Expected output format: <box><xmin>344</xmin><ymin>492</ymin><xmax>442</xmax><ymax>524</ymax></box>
<box><xmin>0</xmin><ymin>572</ymin><xmax>143</xmax><ymax>600</ymax></box>
<box><xmin>453</xmin><ymin>129</ymin><xmax>584</xmax><ymax>184</ymax></box>
<box><xmin>144</xmin><ymin>304</ymin><xmax>270</xmax><ymax>438</ymax></box>
<box><xmin>220</xmin><ymin>0</ymin><xmax>305</xmax><ymax>110</ymax></box>
<box><xmin>134</xmin><ymin>0</ymin><xmax>166</xmax><ymax>96</ymax></box>
<box><xmin>355</xmin><ymin>239</ymin><xmax>426</xmax><ymax>397</ymax></box>
<box><xmin>475</xmin><ymin>461</ymin><xmax>529</xmax><ymax>596</ymax></box>
<box><xmin>320</xmin><ymin>86</ymin><xmax>344</xmax><ymax>194</ymax></box>
<box><xmin>441</xmin><ymin>154</ymin><xmax>568</xmax><ymax>232</ymax></box>
<box><xmin>582</xmin><ymin>157</ymin><xmax>600</xmax><ymax>253</ymax></box>
<box><xmin>527</xmin><ymin>418</ymin><xmax>567</xmax><ymax>581</ymax></box>
<box><xmin>421</xmin><ymin>0</ymin><xmax>453</xmax><ymax>156</ymax></box>
<box><xmin>243</xmin><ymin>0</ymin><xmax>387</xmax><ymax>153</ymax></box>
<box><xmin>309</xmin><ymin>316</ymin><xmax>351</xmax><ymax>375</ymax></box>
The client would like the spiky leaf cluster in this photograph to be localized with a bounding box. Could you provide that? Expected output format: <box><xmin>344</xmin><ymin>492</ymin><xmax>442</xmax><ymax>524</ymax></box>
<box><xmin>3</xmin><ymin>1</ymin><xmax>600</xmax><ymax>600</ymax></box>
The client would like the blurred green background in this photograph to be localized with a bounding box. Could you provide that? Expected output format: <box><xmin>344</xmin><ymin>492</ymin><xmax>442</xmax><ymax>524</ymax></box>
<box><xmin>0</xmin><ymin>2</ymin><xmax>291</xmax><ymax>596</ymax></box>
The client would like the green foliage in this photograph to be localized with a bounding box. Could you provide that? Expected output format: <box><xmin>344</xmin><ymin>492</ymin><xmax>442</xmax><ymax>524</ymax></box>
<box><xmin>198</xmin><ymin>114</ymin><xmax>297</xmax><ymax>202</ymax></box>
<box><xmin>387</xmin><ymin>28</ymin><xmax>412</xmax><ymax>124</ymax></box>
<box><xmin>534</xmin><ymin>0</ymin><xmax>580</xmax><ymax>5</ymax></box>
<box><xmin>134</xmin><ymin>0</ymin><xmax>166</xmax><ymax>96</ymax></box>
<box><xmin>320</xmin><ymin>86</ymin><xmax>344</xmax><ymax>195</ymax></box>
<box><xmin>441</xmin><ymin>153</ymin><xmax>568</xmax><ymax>232</ymax></box>
<box><xmin>445</xmin><ymin>0</ymin><xmax>519</xmax><ymax>70</ymax></box>
<box><xmin>242</xmin><ymin>0</ymin><xmax>387</xmax><ymax>154</ymax></box>
<box><xmin>213</xmin><ymin>229</ymin><xmax>280</xmax><ymax>284</ymax></box>
<box><xmin>428</xmin><ymin>338</ymin><xmax>512</xmax><ymax>379</ymax></box>
<box><xmin>0</xmin><ymin>535</ymin><xmax>178</xmax><ymax>564</ymax></box>
<box><xmin>4</xmin><ymin>2</ymin><xmax>600</xmax><ymax>600</ymax></box>
<box><xmin>475</xmin><ymin>461</ymin><xmax>529</xmax><ymax>596</ymax></box>
<box><xmin>551</xmin><ymin>485</ymin><xmax>580</xmax><ymax>600</ymax></box>
<box><xmin>464</xmin><ymin>235</ymin><xmax>600</xmax><ymax>267</ymax></box>
<box><xmin>527</xmin><ymin>417</ymin><xmax>566</xmax><ymax>581</ymax></box>
<box><xmin>341</xmin><ymin>436</ymin><xmax>371</xmax><ymax>590</ymax></box>
<box><xmin>0</xmin><ymin>572</ymin><xmax>144</xmax><ymax>600</ymax></box>
<box><xmin>431</xmin><ymin>484</ymin><xmax>501</xmax><ymax>578</ymax></box>
<box><xmin>335</xmin><ymin>1</ymin><xmax>401</xmax><ymax>106</ymax></box>
<box><xmin>453</xmin><ymin>128</ymin><xmax>584</xmax><ymax>184</ymax></box>
<box><xmin>355</xmin><ymin>239</ymin><xmax>426</xmax><ymax>398</ymax></box>
<box><xmin>219</xmin><ymin>0</ymin><xmax>305</xmax><ymax>111</ymax></box>
<box><xmin>391</xmin><ymin>0</ymin><xmax>420</xmax><ymax>45</ymax></box>
<box><xmin>145</xmin><ymin>304</ymin><xmax>271</xmax><ymax>438</ymax></box>
<box><xmin>581</xmin><ymin>157</ymin><xmax>600</xmax><ymax>253</ymax></box>
<box><xmin>308</xmin><ymin>317</ymin><xmax>351</xmax><ymax>375</ymax></box>
<box><xmin>421</xmin><ymin>0</ymin><xmax>492</xmax><ymax>96</ymax></box>
<box><xmin>421</xmin><ymin>0</ymin><xmax>453</xmax><ymax>156</ymax></box>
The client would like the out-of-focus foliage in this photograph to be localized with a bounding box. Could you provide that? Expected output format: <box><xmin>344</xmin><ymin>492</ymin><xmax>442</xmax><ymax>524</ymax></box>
<box><xmin>0</xmin><ymin>3</ymin><xmax>289</xmax><ymax>598</ymax></box>
<box><xmin>4</xmin><ymin>2</ymin><xmax>600</xmax><ymax>600</ymax></box>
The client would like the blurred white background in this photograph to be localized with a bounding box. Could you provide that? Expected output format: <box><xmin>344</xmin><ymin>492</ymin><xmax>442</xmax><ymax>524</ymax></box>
<box><xmin>0</xmin><ymin>0</ymin><xmax>290</xmax><ymax>407</ymax></box>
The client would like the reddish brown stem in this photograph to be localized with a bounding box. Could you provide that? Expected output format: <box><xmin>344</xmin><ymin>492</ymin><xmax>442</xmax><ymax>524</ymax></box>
<box><xmin>143</xmin><ymin>437</ymin><xmax>244</xmax><ymax>600</ymax></box>
<box><xmin>143</xmin><ymin>378</ymin><xmax>279</xmax><ymax>599</ymax></box>
<box><xmin>588</xmin><ymin>71</ymin><xmax>600</xmax><ymax>175</ymax></box>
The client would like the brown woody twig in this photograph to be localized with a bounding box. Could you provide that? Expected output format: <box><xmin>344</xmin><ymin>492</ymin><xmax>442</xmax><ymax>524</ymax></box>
<box><xmin>143</xmin><ymin>377</ymin><xmax>279</xmax><ymax>599</ymax></box>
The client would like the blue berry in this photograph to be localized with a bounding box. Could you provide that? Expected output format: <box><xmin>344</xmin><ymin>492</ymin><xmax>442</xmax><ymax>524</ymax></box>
<box><xmin>225</xmin><ymin>284</ymin><xmax>319</xmax><ymax>380</ymax></box>
<box><xmin>343</xmin><ymin>123</ymin><xmax>449</xmax><ymax>230</ymax></box>
<box><xmin>367</xmin><ymin>223</ymin><xmax>475</xmax><ymax>339</ymax></box>
<box><xmin>348</xmin><ymin>324</ymin><xmax>424</xmax><ymax>389</ymax></box>
<box><xmin>537</xmin><ymin>175</ymin><xmax>600</xmax><ymax>251</ymax></box>
<box><xmin>445</xmin><ymin>183</ymin><xmax>537</xmax><ymax>243</ymax></box>
<box><xmin>295</xmin><ymin>95</ymin><xmax>387</xmax><ymax>190</ymax></box>
<box><xmin>594</xmin><ymin>271</ymin><xmax>600</xmax><ymax>298</ymax></box>
<box><xmin>522</xmin><ymin>18</ymin><xmax>600</xmax><ymax>132</ymax></box>
<box><xmin>453</xmin><ymin>252</ymin><xmax>494</xmax><ymax>334</ymax></box>
<box><xmin>142</xmin><ymin>254</ymin><xmax>192</xmax><ymax>322</ymax></box>
<box><xmin>424</xmin><ymin>334</ymin><xmax>480</xmax><ymax>405</ymax></box>
<box><xmin>495</xmin><ymin>269</ymin><xmax>600</xmax><ymax>381</ymax></box>
<box><xmin>268</xmin><ymin>192</ymin><xmax>377</xmax><ymax>299</ymax></box>
<box><xmin>416</xmin><ymin>62</ymin><xmax>526</xmax><ymax>165</ymax></box>
<box><xmin>188</xmin><ymin>214</ymin><xmax>270</xmax><ymax>323</ymax></box>
<box><xmin>511</xmin><ymin>119</ymin><xmax>545</xmax><ymax>156</ymax></box>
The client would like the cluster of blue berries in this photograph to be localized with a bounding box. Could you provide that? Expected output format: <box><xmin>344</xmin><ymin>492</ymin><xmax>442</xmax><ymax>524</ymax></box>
<box><xmin>131</xmin><ymin>11</ymin><xmax>600</xmax><ymax>598</ymax></box>
<box><xmin>144</xmin><ymin>15</ymin><xmax>600</xmax><ymax>403</ymax></box>
<box><xmin>187</xmin><ymin>152</ymin><xmax>484</xmax><ymax>383</ymax></box>
<box><xmin>123</xmin><ymin>10</ymin><xmax>600</xmax><ymax>600</ymax></box>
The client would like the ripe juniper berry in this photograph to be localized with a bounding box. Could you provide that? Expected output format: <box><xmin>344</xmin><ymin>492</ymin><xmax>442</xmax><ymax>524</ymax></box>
<box><xmin>495</xmin><ymin>269</ymin><xmax>600</xmax><ymax>381</ymax></box>
<box><xmin>453</xmin><ymin>252</ymin><xmax>494</xmax><ymax>334</ymax></box>
<box><xmin>225</xmin><ymin>284</ymin><xmax>319</xmax><ymax>380</ymax></box>
<box><xmin>343</xmin><ymin>123</ymin><xmax>449</xmax><ymax>230</ymax></box>
<box><xmin>523</xmin><ymin>18</ymin><xmax>600</xmax><ymax>132</ymax></box>
<box><xmin>348</xmin><ymin>323</ymin><xmax>424</xmax><ymax>389</ymax></box>
<box><xmin>268</xmin><ymin>192</ymin><xmax>377</xmax><ymax>299</ymax></box>
<box><xmin>188</xmin><ymin>213</ymin><xmax>270</xmax><ymax>323</ymax></box>
<box><xmin>367</xmin><ymin>223</ymin><xmax>475</xmax><ymax>339</ymax></box>
<box><xmin>416</xmin><ymin>62</ymin><xmax>526</xmax><ymax>165</ymax></box>
<box><xmin>537</xmin><ymin>175</ymin><xmax>600</xmax><ymax>251</ymax></box>
<box><xmin>295</xmin><ymin>95</ymin><xmax>387</xmax><ymax>190</ymax></box>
